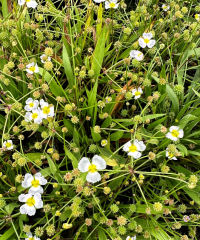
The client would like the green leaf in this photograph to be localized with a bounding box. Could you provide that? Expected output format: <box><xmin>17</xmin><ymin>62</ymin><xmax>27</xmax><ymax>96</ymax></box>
<box><xmin>5</xmin><ymin>203</ymin><xmax>19</xmax><ymax>215</ymax></box>
<box><xmin>91</xmin><ymin>25</ymin><xmax>108</xmax><ymax>78</ymax></box>
<box><xmin>64</xmin><ymin>147</ymin><xmax>78</xmax><ymax>168</ymax></box>
<box><xmin>110</xmin><ymin>131</ymin><xmax>124</xmax><ymax>141</ymax></box>
<box><xmin>0</xmin><ymin>227</ymin><xmax>15</xmax><ymax>240</ymax></box>
<box><xmin>1</xmin><ymin>0</ymin><xmax>8</xmax><ymax>18</ymax></box>
<box><xmin>63</xmin><ymin>40</ymin><xmax>74</xmax><ymax>88</ymax></box>
<box><xmin>46</xmin><ymin>155</ymin><xmax>57</xmax><ymax>175</ymax></box>
<box><xmin>86</xmin><ymin>81</ymin><xmax>98</xmax><ymax>121</ymax></box>
<box><xmin>91</xmin><ymin>127</ymin><xmax>101</xmax><ymax>142</ymax></box>
<box><xmin>166</xmin><ymin>85</ymin><xmax>179</xmax><ymax>114</ymax></box>
<box><xmin>179</xmin><ymin>114</ymin><xmax>197</xmax><ymax>129</ymax></box>
<box><xmin>98</xmin><ymin>228</ymin><xmax>107</xmax><ymax>239</ymax></box>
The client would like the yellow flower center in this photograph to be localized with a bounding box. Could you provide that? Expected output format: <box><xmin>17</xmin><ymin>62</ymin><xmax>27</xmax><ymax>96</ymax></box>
<box><xmin>129</xmin><ymin>145</ymin><xmax>137</xmax><ymax>152</ymax></box>
<box><xmin>32</xmin><ymin>113</ymin><xmax>38</xmax><ymax>119</ymax></box>
<box><xmin>5</xmin><ymin>142</ymin><xmax>12</xmax><ymax>148</ymax></box>
<box><xmin>42</xmin><ymin>106</ymin><xmax>50</xmax><ymax>115</ymax></box>
<box><xmin>29</xmin><ymin>102</ymin><xmax>34</xmax><ymax>108</ymax></box>
<box><xmin>171</xmin><ymin>130</ymin><xmax>179</xmax><ymax>138</ymax></box>
<box><xmin>29</xmin><ymin>66</ymin><xmax>36</xmax><ymax>72</ymax></box>
<box><xmin>88</xmin><ymin>164</ymin><xmax>97</xmax><ymax>173</ymax></box>
<box><xmin>31</xmin><ymin>179</ymin><xmax>40</xmax><ymax>188</ymax></box>
<box><xmin>28</xmin><ymin>238</ymin><xmax>34</xmax><ymax>240</ymax></box>
<box><xmin>26</xmin><ymin>197</ymin><xmax>35</xmax><ymax>207</ymax></box>
<box><xmin>168</xmin><ymin>152</ymin><xmax>174</xmax><ymax>159</ymax></box>
<box><xmin>109</xmin><ymin>2</ymin><xmax>116</xmax><ymax>8</ymax></box>
<box><xmin>137</xmin><ymin>53</ymin><xmax>142</xmax><ymax>57</ymax></box>
<box><xmin>195</xmin><ymin>14</ymin><xmax>199</xmax><ymax>20</ymax></box>
<box><xmin>134</xmin><ymin>91</ymin><xmax>141</xmax><ymax>96</ymax></box>
<box><xmin>163</xmin><ymin>6</ymin><xmax>167</xmax><ymax>10</ymax></box>
<box><xmin>144</xmin><ymin>38</ymin><xmax>150</xmax><ymax>44</ymax></box>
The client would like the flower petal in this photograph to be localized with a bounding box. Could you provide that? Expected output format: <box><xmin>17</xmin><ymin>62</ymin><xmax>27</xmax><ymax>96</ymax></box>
<box><xmin>138</xmin><ymin>37</ymin><xmax>146</xmax><ymax>48</ymax></box>
<box><xmin>86</xmin><ymin>172</ymin><xmax>101</xmax><ymax>183</ymax></box>
<box><xmin>92</xmin><ymin>155</ymin><xmax>106</xmax><ymax>170</ymax></box>
<box><xmin>22</xmin><ymin>174</ymin><xmax>33</xmax><ymax>189</ymax></box>
<box><xmin>123</xmin><ymin>141</ymin><xmax>131</xmax><ymax>152</ymax></box>
<box><xmin>143</xmin><ymin>32</ymin><xmax>153</xmax><ymax>39</ymax></box>
<box><xmin>78</xmin><ymin>157</ymin><xmax>90</xmax><ymax>172</ymax></box>
<box><xmin>147</xmin><ymin>39</ymin><xmax>156</xmax><ymax>48</ymax></box>
<box><xmin>128</xmin><ymin>151</ymin><xmax>142</xmax><ymax>159</ymax></box>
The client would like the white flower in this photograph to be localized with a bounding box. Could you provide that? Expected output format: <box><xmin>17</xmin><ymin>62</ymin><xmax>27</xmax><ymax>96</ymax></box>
<box><xmin>162</xmin><ymin>4</ymin><xmax>170</xmax><ymax>11</ymax></box>
<box><xmin>93</xmin><ymin>0</ymin><xmax>105</xmax><ymax>3</ymax></box>
<box><xmin>105</xmin><ymin>96</ymin><xmax>112</xmax><ymax>103</ymax></box>
<box><xmin>40</xmin><ymin>99</ymin><xmax>54</xmax><ymax>119</ymax></box>
<box><xmin>25</xmin><ymin>232</ymin><xmax>41</xmax><ymax>240</ymax></box>
<box><xmin>138</xmin><ymin>33</ymin><xmax>156</xmax><ymax>49</ymax></box>
<box><xmin>40</xmin><ymin>54</ymin><xmax>51</xmax><ymax>63</ymax></box>
<box><xmin>130</xmin><ymin>50</ymin><xmax>144</xmax><ymax>61</ymax></box>
<box><xmin>132</xmin><ymin>87</ymin><xmax>143</xmax><ymax>99</ymax></box>
<box><xmin>123</xmin><ymin>140</ymin><xmax>146</xmax><ymax>159</ymax></box>
<box><xmin>105</xmin><ymin>0</ymin><xmax>119</xmax><ymax>9</ymax></box>
<box><xmin>18</xmin><ymin>0</ymin><xmax>38</xmax><ymax>9</ymax></box>
<box><xmin>166</xmin><ymin>126</ymin><xmax>184</xmax><ymax>142</ymax></box>
<box><xmin>18</xmin><ymin>193</ymin><xmax>43</xmax><ymax>216</ymax></box>
<box><xmin>126</xmin><ymin>236</ymin><xmax>136</xmax><ymax>240</ymax></box>
<box><xmin>195</xmin><ymin>14</ymin><xmax>200</xmax><ymax>21</ymax></box>
<box><xmin>26</xmin><ymin>62</ymin><xmax>39</xmax><ymax>74</ymax></box>
<box><xmin>166</xmin><ymin>148</ymin><xmax>177</xmax><ymax>160</ymax></box>
<box><xmin>22</xmin><ymin>173</ymin><xmax>47</xmax><ymax>194</ymax></box>
<box><xmin>24</xmin><ymin>98</ymin><xmax>39</xmax><ymax>112</ymax></box>
<box><xmin>101</xmin><ymin>139</ymin><xmax>108</xmax><ymax>147</ymax></box>
<box><xmin>78</xmin><ymin>155</ymin><xmax>106</xmax><ymax>183</ymax></box>
<box><xmin>3</xmin><ymin>140</ymin><xmax>13</xmax><ymax>150</ymax></box>
<box><xmin>25</xmin><ymin>109</ymin><xmax>42</xmax><ymax>124</ymax></box>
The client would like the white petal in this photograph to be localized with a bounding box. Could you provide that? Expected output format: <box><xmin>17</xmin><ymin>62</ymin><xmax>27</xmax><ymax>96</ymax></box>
<box><xmin>26</xmin><ymin>98</ymin><xmax>33</xmax><ymax>104</ymax></box>
<box><xmin>128</xmin><ymin>151</ymin><xmax>142</xmax><ymax>159</ymax></box>
<box><xmin>20</xmin><ymin>204</ymin><xmax>27</xmax><ymax>214</ymax></box>
<box><xmin>22</xmin><ymin>174</ymin><xmax>33</xmax><ymax>188</ymax></box>
<box><xmin>169</xmin><ymin>126</ymin><xmax>179</xmax><ymax>132</ymax></box>
<box><xmin>130</xmin><ymin>50</ymin><xmax>137</xmax><ymax>58</ymax></box>
<box><xmin>78</xmin><ymin>157</ymin><xmax>90</xmax><ymax>172</ymax></box>
<box><xmin>123</xmin><ymin>141</ymin><xmax>131</xmax><ymax>152</ymax></box>
<box><xmin>86</xmin><ymin>172</ymin><xmax>101</xmax><ymax>183</ymax></box>
<box><xmin>143</xmin><ymin>32</ymin><xmax>153</xmax><ymax>39</ymax></box>
<box><xmin>18</xmin><ymin>0</ymin><xmax>25</xmax><ymax>6</ymax></box>
<box><xmin>179</xmin><ymin>129</ymin><xmax>184</xmax><ymax>138</ymax></box>
<box><xmin>147</xmin><ymin>39</ymin><xmax>156</xmax><ymax>48</ymax></box>
<box><xmin>26</xmin><ymin>205</ymin><xmax>36</xmax><ymax>216</ymax></box>
<box><xmin>26</xmin><ymin>63</ymin><xmax>34</xmax><ymax>68</ymax></box>
<box><xmin>25</xmin><ymin>112</ymin><xmax>32</xmax><ymax>122</ymax></box>
<box><xmin>18</xmin><ymin>194</ymin><xmax>29</xmax><ymax>202</ymax></box>
<box><xmin>105</xmin><ymin>1</ymin><xmax>110</xmax><ymax>9</ymax></box>
<box><xmin>27</xmin><ymin>0</ymin><xmax>38</xmax><ymax>9</ymax></box>
<box><xmin>138</xmin><ymin>38</ymin><xmax>146</xmax><ymax>48</ymax></box>
<box><xmin>34</xmin><ymin>63</ymin><xmax>39</xmax><ymax>73</ymax></box>
<box><xmin>166</xmin><ymin>133</ymin><xmax>178</xmax><ymax>141</ymax></box>
<box><xmin>92</xmin><ymin>155</ymin><xmax>106</xmax><ymax>170</ymax></box>
<box><xmin>34</xmin><ymin>194</ymin><xmax>43</xmax><ymax>209</ymax></box>
<box><xmin>24</xmin><ymin>105</ymin><xmax>32</xmax><ymax>111</ymax></box>
<box><xmin>28</xmin><ymin>186</ymin><xmax>43</xmax><ymax>194</ymax></box>
<box><xmin>136</xmin><ymin>140</ymin><xmax>146</xmax><ymax>151</ymax></box>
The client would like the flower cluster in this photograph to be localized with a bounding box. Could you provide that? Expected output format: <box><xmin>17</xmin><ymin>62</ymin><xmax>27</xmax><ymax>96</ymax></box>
<box><xmin>24</xmin><ymin>98</ymin><xmax>54</xmax><ymax>124</ymax></box>
<box><xmin>18</xmin><ymin>173</ymin><xmax>47</xmax><ymax>216</ymax></box>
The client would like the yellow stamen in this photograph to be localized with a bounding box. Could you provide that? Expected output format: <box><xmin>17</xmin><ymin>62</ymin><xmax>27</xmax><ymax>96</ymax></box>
<box><xmin>29</xmin><ymin>66</ymin><xmax>36</xmax><ymax>72</ymax></box>
<box><xmin>88</xmin><ymin>164</ymin><xmax>97</xmax><ymax>173</ymax></box>
<box><xmin>5</xmin><ymin>142</ymin><xmax>12</xmax><ymax>148</ymax></box>
<box><xmin>42</xmin><ymin>106</ymin><xmax>50</xmax><ymax>115</ymax></box>
<box><xmin>31</xmin><ymin>179</ymin><xmax>40</xmax><ymax>188</ymax></box>
<box><xmin>144</xmin><ymin>38</ymin><xmax>150</xmax><ymax>44</ymax></box>
<box><xmin>129</xmin><ymin>145</ymin><xmax>137</xmax><ymax>152</ymax></box>
<box><xmin>32</xmin><ymin>113</ymin><xmax>38</xmax><ymax>119</ymax></box>
<box><xmin>134</xmin><ymin>91</ymin><xmax>141</xmax><ymax>96</ymax></box>
<box><xmin>26</xmin><ymin>0</ymin><xmax>31</xmax><ymax>2</ymax></box>
<box><xmin>109</xmin><ymin>2</ymin><xmax>116</xmax><ymax>8</ymax></box>
<box><xmin>29</xmin><ymin>102</ymin><xmax>34</xmax><ymax>108</ymax></box>
<box><xmin>171</xmin><ymin>130</ymin><xmax>179</xmax><ymax>138</ymax></box>
<box><xmin>26</xmin><ymin>197</ymin><xmax>35</xmax><ymax>207</ymax></box>
<box><xmin>169</xmin><ymin>153</ymin><xmax>174</xmax><ymax>159</ymax></box>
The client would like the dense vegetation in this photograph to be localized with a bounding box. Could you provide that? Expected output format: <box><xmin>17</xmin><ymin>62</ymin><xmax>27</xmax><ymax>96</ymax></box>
<box><xmin>0</xmin><ymin>0</ymin><xmax>200</xmax><ymax>239</ymax></box>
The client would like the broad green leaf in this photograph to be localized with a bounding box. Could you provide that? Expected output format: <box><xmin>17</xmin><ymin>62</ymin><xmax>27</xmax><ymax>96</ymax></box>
<box><xmin>110</xmin><ymin>131</ymin><xmax>124</xmax><ymax>141</ymax></box>
<box><xmin>63</xmin><ymin>39</ymin><xmax>74</xmax><ymax>88</ymax></box>
<box><xmin>46</xmin><ymin>155</ymin><xmax>57</xmax><ymax>175</ymax></box>
<box><xmin>166</xmin><ymin>85</ymin><xmax>179</xmax><ymax>113</ymax></box>
<box><xmin>64</xmin><ymin>147</ymin><xmax>78</xmax><ymax>168</ymax></box>
<box><xmin>91</xmin><ymin>25</ymin><xmax>108</xmax><ymax>78</ymax></box>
